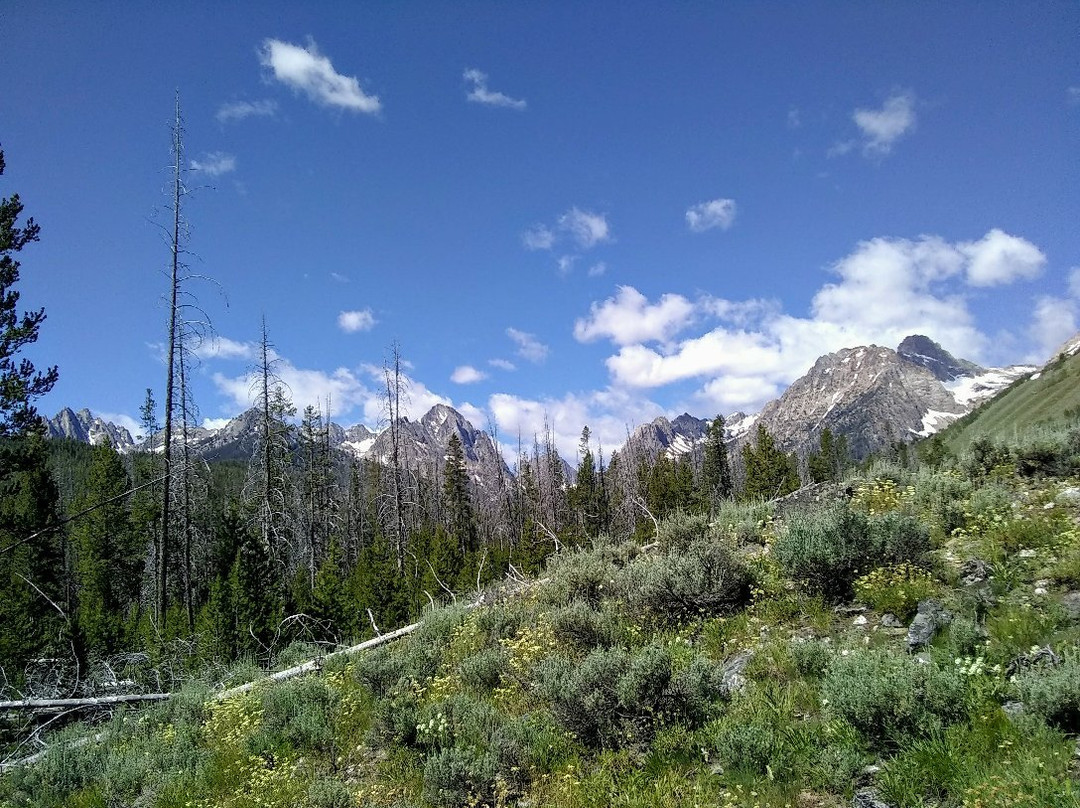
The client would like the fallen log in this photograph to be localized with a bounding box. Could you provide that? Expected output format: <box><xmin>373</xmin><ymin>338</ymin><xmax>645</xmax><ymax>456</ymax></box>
<box><xmin>0</xmin><ymin>693</ymin><xmax>171</xmax><ymax>712</ymax></box>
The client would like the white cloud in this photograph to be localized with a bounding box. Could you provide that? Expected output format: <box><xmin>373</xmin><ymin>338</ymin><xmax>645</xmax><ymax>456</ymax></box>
<box><xmin>852</xmin><ymin>90</ymin><xmax>917</xmax><ymax>156</ymax></box>
<box><xmin>522</xmin><ymin>225</ymin><xmax>555</xmax><ymax>251</ymax></box>
<box><xmin>1028</xmin><ymin>296</ymin><xmax>1077</xmax><ymax>361</ymax></box>
<box><xmin>190</xmin><ymin>152</ymin><xmax>236</xmax><ymax>176</ymax></box>
<box><xmin>587</xmin><ymin>262</ymin><xmax>607</xmax><ymax>278</ymax></box>
<box><xmin>216</xmin><ymin>99</ymin><xmax>278</xmax><ymax>123</ymax></box>
<box><xmin>259</xmin><ymin>38</ymin><xmax>381</xmax><ymax>114</ymax></box>
<box><xmin>489</xmin><ymin>358</ymin><xmax>516</xmax><ymax>371</ymax></box>
<box><xmin>558</xmin><ymin>207</ymin><xmax>611</xmax><ymax>249</ymax></box>
<box><xmin>1069</xmin><ymin>86</ymin><xmax>1080</xmax><ymax>105</ymax></box>
<box><xmin>195</xmin><ymin>335</ymin><xmax>257</xmax><ymax>361</ymax></box>
<box><xmin>506</xmin><ymin>327</ymin><xmax>549</xmax><ymax>363</ymax></box>
<box><xmin>330</xmin><ymin>272</ymin><xmax>349</xmax><ymax>283</ymax></box>
<box><xmin>557</xmin><ymin>255</ymin><xmax>577</xmax><ymax>276</ymax></box>
<box><xmin>574</xmin><ymin>286</ymin><xmax>696</xmax><ymax>346</ymax></box>
<box><xmin>787</xmin><ymin>107</ymin><xmax>801</xmax><ymax>128</ymax></box>
<box><xmin>338</xmin><ymin>309</ymin><xmax>377</xmax><ymax>333</ymax></box>
<box><xmin>959</xmin><ymin>229</ymin><xmax>1046</xmax><ymax>287</ymax></box>
<box><xmin>685</xmin><ymin>198</ymin><xmax>737</xmax><ymax>232</ymax></box>
<box><xmin>585</xmin><ymin>230</ymin><xmax>1046</xmax><ymax>413</ymax></box>
<box><xmin>463</xmin><ymin>68</ymin><xmax>526</xmax><ymax>110</ymax></box>
<box><xmin>451</xmin><ymin>365</ymin><xmax>487</xmax><ymax>384</ymax></box>
<box><xmin>214</xmin><ymin>361</ymin><xmax>369</xmax><ymax>420</ymax></box>
<box><xmin>201</xmin><ymin>417</ymin><xmax>233</xmax><ymax>431</ymax></box>
<box><xmin>1069</xmin><ymin>268</ymin><xmax>1080</xmax><ymax>299</ymax></box>
<box><xmin>489</xmin><ymin>388</ymin><xmax>664</xmax><ymax>465</ymax></box>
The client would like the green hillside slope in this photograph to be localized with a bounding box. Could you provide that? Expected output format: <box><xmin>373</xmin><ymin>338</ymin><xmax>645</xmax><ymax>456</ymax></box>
<box><xmin>936</xmin><ymin>348</ymin><xmax>1080</xmax><ymax>452</ymax></box>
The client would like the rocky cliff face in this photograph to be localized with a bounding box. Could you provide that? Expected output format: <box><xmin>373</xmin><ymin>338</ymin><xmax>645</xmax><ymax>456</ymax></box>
<box><xmin>364</xmin><ymin>403</ymin><xmax>510</xmax><ymax>490</ymax></box>
<box><xmin>897</xmin><ymin>335</ymin><xmax>984</xmax><ymax>381</ymax></box>
<box><xmin>752</xmin><ymin>344</ymin><xmax>966</xmax><ymax>460</ymax></box>
<box><xmin>47</xmin><ymin>408</ymin><xmax>136</xmax><ymax>451</ymax></box>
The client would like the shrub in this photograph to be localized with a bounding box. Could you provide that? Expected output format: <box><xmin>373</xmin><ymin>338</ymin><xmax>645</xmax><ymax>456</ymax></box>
<box><xmin>251</xmin><ymin>676</ymin><xmax>338</xmax><ymax>755</ymax></box>
<box><xmin>534</xmin><ymin>643</ymin><xmax>726</xmax><ymax>749</ymax></box>
<box><xmin>549</xmin><ymin>600</ymin><xmax>618</xmax><ymax>650</ymax></box>
<box><xmin>422</xmin><ymin>745</ymin><xmax>498</xmax><ymax>807</ymax></box>
<box><xmin>457</xmin><ymin>645</ymin><xmax>508</xmax><ymax>693</ymax></box>
<box><xmin>963</xmin><ymin>437</ymin><xmax>1015</xmax><ymax>480</ymax></box>
<box><xmin>854</xmin><ymin>563</ymin><xmax>938</xmax><ymax>621</ymax></box>
<box><xmin>306</xmin><ymin>778</ymin><xmax>354</xmax><ymax>808</ymax></box>
<box><xmin>1012</xmin><ymin>648</ymin><xmax>1080</xmax><ymax>732</ymax></box>
<box><xmin>617</xmin><ymin>537</ymin><xmax>752</xmax><ymax>622</ymax></box>
<box><xmin>774</xmin><ymin>504</ymin><xmax>930</xmax><ymax>601</ymax></box>
<box><xmin>822</xmin><ymin>648</ymin><xmax>967</xmax><ymax>750</ymax></box>
<box><xmin>541</xmin><ymin>541</ymin><xmax>632</xmax><ymax>608</ymax></box>
<box><xmin>713</xmin><ymin>500</ymin><xmax>774</xmax><ymax>545</ymax></box>
<box><xmin>789</xmin><ymin>638</ymin><xmax>831</xmax><ymax>678</ymax></box>
<box><xmin>657</xmin><ymin>510</ymin><xmax>711</xmax><ymax>552</ymax></box>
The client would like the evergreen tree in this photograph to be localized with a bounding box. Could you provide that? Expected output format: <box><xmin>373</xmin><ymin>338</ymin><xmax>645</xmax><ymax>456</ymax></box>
<box><xmin>808</xmin><ymin>428</ymin><xmax>850</xmax><ymax>483</ymax></box>
<box><xmin>443</xmin><ymin>433</ymin><xmax>477</xmax><ymax>559</ymax></box>
<box><xmin>0</xmin><ymin>145</ymin><xmax>64</xmax><ymax>684</ymax></box>
<box><xmin>570</xmin><ymin>426</ymin><xmax>600</xmax><ymax>539</ymax></box>
<box><xmin>742</xmin><ymin>423</ymin><xmax>800</xmax><ymax>500</ymax></box>
<box><xmin>699</xmin><ymin>414</ymin><xmax>733</xmax><ymax>510</ymax></box>
<box><xmin>72</xmin><ymin>442</ymin><xmax>142</xmax><ymax>656</ymax></box>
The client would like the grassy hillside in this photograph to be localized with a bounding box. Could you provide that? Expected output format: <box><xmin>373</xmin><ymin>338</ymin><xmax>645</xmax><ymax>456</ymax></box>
<box><xmin>936</xmin><ymin>349</ymin><xmax>1080</xmax><ymax>453</ymax></box>
<box><xmin>4</xmin><ymin>429</ymin><xmax>1080</xmax><ymax>807</ymax></box>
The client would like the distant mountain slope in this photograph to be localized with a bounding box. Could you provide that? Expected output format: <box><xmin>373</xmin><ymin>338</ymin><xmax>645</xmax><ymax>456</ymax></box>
<box><xmin>46</xmin><ymin>408</ymin><xmax>136</xmax><ymax>451</ymax></box>
<box><xmin>932</xmin><ymin>332</ymin><xmax>1080</xmax><ymax>451</ymax></box>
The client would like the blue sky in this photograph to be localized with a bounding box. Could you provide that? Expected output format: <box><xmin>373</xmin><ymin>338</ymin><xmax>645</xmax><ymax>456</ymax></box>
<box><xmin>4</xmin><ymin>2</ymin><xmax>1079</xmax><ymax>459</ymax></box>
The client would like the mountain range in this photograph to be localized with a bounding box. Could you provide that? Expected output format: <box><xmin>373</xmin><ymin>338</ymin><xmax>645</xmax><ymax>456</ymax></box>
<box><xmin>47</xmin><ymin>333</ymin><xmax>1044</xmax><ymax>476</ymax></box>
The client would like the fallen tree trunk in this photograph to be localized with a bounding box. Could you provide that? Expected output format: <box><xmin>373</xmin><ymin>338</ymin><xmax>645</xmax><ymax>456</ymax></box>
<box><xmin>0</xmin><ymin>694</ymin><xmax>171</xmax><ymax>712</ymax></box>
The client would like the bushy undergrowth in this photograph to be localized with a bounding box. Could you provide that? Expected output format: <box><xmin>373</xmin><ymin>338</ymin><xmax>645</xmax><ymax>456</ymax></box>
<box><xmin>8</xmin><ymin>440</ymin><xmax>1080</xmax><ymax>808</ymax></box>
<box><xmin>773</xmin><ymin>503</ymin><xmax>931</xmax><ymax>601</ymax></box>
<box><xmin>822</xmin><ymin>648</ymin><xmax>967</xmax><ymax>751</ymax></box>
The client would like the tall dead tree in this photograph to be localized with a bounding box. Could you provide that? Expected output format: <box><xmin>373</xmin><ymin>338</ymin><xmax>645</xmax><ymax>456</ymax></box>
<box><xmin>382</xmin><ymin>342</ymin><xmax>408</xmax><ymax>572</ymax></box>
<box><xmin>158</xmin><ymin>94</ymin><xmax>184</xmax><ymax>625</ymax></box>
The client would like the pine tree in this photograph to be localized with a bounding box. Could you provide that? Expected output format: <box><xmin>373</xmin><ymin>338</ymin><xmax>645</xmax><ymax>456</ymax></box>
<box><xmin>72</xmin><ymin>442</ymin><xmax>142</xmax><ymax>656</ymax></box>
<box><xmin>0</xmin><ymin>145</ymin><xmax>65</xmax><ymax>683</ymax></box>
<box><xmin>700</xmin><ymin>414</ymin><xmax>733</xmax><ymax>510</ymax></box>
<box><xmin>742</xmin><ymin>423</ymin><xmax>800</xmax><ymax>500</ymax></box>
<box><xmin>808</xmin><ymin>428</ymin><xmax>850</xmax><ymax>483</ymax></box>
<box><xmin>570</xmin><ymin>426</ymin><xmax>600</xmax><ymax>539</ymax></box>
<box><xmin>443</xmin><ymin>433</ymin><xmax>477</xmax><ymax>559</ymax></box>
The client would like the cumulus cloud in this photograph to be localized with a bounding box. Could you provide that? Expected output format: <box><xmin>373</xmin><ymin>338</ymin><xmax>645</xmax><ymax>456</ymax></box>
<box><xmin>213</xmin><ymin>361</ymin><xmax>370</xmax><ymax>419</ymax></box>
<box><xmin>685</xmin><ymin>198</ymin><xmax>737</xmax><ymax>232</ymax></box>
<box><xmin>259</xmin><ymin>38</ymin><xmax>381</xmax><ymax>114</ymax></box>
<box><xmin>463</xmin><ymin>68</ymin><xmax>526</xmax><ymax>110</ymax></box>
<box><xmin>506</xmin><ymin>327</ymin><xmax>548</xmax><ymax>363</ymax></box>
<box><xmin>489</xmin><ymin>358</ymin><xmax>516</xmax><ymax>371</ymax></box>
<box><xmin>522</xmin><ymin>208</ymin><xmax>612</xmax><ymax>272</ymax></box>
<box><xmin>585</xmin><ymin>229</ymin><xmax>1046</xmax><ymax>413</ymax></box>
<box><xmin>959</xmin><ymin>229</ymin><xmax>1046</xmax><ymax>286</ymax></box>
<box><xmin>1029</xmin><ymin>296</ymin><xmax>1078</xmax><ymax>361</ymax></box>
<box><xmin>574</xmin><ymin>286</ymin><xmax>696</xmax><ymax>346</ymax></box>
<box><xmin>490</xmin><ymin>387</ymin><xmax>664</xmax><ymax>465</ymax></box>
<box><xmin>216</xmin><ymin>99</ymin><xmax>278</xmax><ymax>123</ymax></box>
<box><xmin>1069</xmin><ymin>268</ymin><xmax>1080</xmax><ymax>299</ymax></box>
<box><xmin>201</xmin><ymin>417</ymin><xmax>233</xmax><ymax>431</ymax></box>
<box><xmin>338</xmin><ymin>309</ymin><xmax>377</xmax><ymax>333</ymax></box>
<box><xmin>587</xmin><ymin>262</ymin><xmax>607</xmax><ymax>278</ymax></box>
<box><xmin>451</xmin><ymin>365</ymin><xmax>487</xmax><ymax>384</ymax></box>
<box><xmin>190</xmin><ymin>152</ymin><xmax>236</xmax><ymax>176</ymax></box>
<box><xmin>852</xmin><ymin>90</ymin><xmax>917</xmax><ymax>156</ymax></box>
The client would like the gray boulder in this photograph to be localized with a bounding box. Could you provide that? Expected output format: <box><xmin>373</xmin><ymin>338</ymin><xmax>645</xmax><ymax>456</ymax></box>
<box><xmin>907</xmin><ymin>599</ymin><xmax>952</xmax><ymax>651</ymax></box>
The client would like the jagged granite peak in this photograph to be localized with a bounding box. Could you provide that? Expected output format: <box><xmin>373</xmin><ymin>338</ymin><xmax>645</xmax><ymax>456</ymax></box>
<box><xmin>47</xmin><ymin>408</ymin><xmax>136</xmax><ymax>452</ymax></box>
<box><xmin>897</xmin><ymin>334</ymin><xmax>985</xmax><ymax>381</ymax></box>
<box><xmin>752</xmin><ymin>345</ymin><xmax>965</xmax><ymax>460</ymax></box>
<box><xmin>366</xmin><ymin>403</ymin><xmax>510</xmax><ymax>488</ymax></box>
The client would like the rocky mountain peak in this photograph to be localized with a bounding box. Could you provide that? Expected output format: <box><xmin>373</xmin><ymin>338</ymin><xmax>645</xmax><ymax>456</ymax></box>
<box><xmin>897</xmin><ymin>334</ymin><xmax>984</xmax><ymax>382</ymax></box>
<box><xmin>47</xmin><ymin>407</ymin><xmax>136</xmax><ymax>452</ymax></box>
